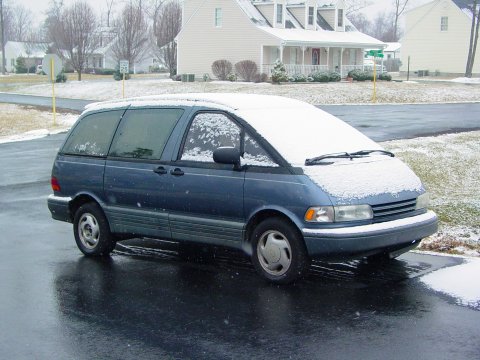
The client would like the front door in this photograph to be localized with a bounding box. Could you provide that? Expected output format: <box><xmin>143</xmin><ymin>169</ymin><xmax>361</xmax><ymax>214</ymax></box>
<box><xmin>165</xmin><ymin>111</ymin><xmax>245</xmax><ymax>247</ymax></box>
<box><xmin>312</xmin><ymin>48</ymin><xmax>320</xmax><ymax>65</ymax></box>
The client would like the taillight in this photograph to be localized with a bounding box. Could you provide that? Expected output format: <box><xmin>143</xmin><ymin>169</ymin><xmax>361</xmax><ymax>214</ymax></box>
<box><xmin>51</xmin><ymin>176</ymin><xmax>61</xmax><ymax>192</ymax></box>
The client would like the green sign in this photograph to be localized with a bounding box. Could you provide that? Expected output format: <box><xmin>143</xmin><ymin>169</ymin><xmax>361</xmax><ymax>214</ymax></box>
<box><xmin>368</xmin><ymin>50</ymin><xmax>384</xmax><ymax>58</ymax></box>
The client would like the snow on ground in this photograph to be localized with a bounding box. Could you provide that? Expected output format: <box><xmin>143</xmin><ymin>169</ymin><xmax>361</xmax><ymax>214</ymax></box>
<box><xmin>451</xmin><ymin>77</ymin><xmax>480</xmax><ymax>84</ymax></box>
<box><xmin>0</xmin><ymin>104</ymin><xmax>77</xmax><ymax>144</ymax></box>
<box><xmin>421</xmin><ymin>258</ymin><xmax>480</xmax><ymax>309</ymax></box>
<box><xmin>10</xmin><ymin>77</ymin><xmax>480</xmax><ymax>105</ymax></box>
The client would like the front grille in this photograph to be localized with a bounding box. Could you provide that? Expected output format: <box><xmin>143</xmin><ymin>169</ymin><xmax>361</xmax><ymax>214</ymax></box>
<box><xmin>372</xmin><ymin>198</ymin><xmax>417</xmax><ymax>221</ymax></box>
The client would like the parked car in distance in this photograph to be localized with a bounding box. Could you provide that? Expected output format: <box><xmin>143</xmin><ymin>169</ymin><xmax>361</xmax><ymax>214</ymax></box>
<box><xmin>36</xmin><ymin>65</ymin><xmax>43</xmax><ymax>74</ymax></box>
<box><xmin>48</xmin><ymin>93</ymin><xmax>438</xmax><ymax>284</ymax></box>
<box><xmin>364</xmin><ymin>59</ymin><xmax>387</xmax><ymax>73</ymax></box>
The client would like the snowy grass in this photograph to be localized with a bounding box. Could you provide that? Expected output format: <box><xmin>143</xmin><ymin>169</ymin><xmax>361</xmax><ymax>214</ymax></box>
<box><xmin>0</xmin><ymin>104</ymin><xmax>77</xmax><ymax>143</ymax></box>
<box><xmin>5</xmin><ymin>76</ymin><xmax>480</xmax><ymax>105</ymax></box>
<box><xmin>382</xmin><ymin>131</ymin><xmax>480</xmax><ymax>256</ymax></box>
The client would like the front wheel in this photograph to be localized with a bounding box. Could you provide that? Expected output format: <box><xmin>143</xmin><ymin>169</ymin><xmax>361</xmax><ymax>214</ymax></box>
<box><xmin>251</xmin><ymin>218</ymin><xmax>310</xmax><ymax>284</ymax></box>
<box><xmin>73</xmin><ymin>202</ymin><xmax>116</xmax><ymax>256</ymax></box>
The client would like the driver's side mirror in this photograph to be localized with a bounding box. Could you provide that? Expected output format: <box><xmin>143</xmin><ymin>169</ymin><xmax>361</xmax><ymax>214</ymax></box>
<box><xmin>213</xmin><ymin>147</ymin><xmax>241</xmax><ymax>170</ymax></box>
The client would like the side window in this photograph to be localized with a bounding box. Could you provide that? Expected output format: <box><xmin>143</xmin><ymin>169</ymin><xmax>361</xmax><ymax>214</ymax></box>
<box><xmin>243</xmin><ymin>133</ymin><xmax>278</xmax><ymax>167</ymax></box>
<box><xmin>181</xmin><ymin>113</ymin><xmax>240</xmax><ymax>163</ymax></box>
<box><xmin>62</xmin><ymin>110</ymin><xmax>123</xmax><ymax>157</ymax></box>
<box><xmin>109</xmin><ymin>108</ymin><xmax>183</xmax><ymax>160</ymax></box>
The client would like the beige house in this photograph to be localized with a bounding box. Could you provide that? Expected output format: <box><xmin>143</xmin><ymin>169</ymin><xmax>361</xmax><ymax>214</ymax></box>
<box><xmin>401</xmin><ymin>0</ymin><xmax>480</xmax><ymax>75</ymax></box>
<box><xmin>177</xmin><ymin>0</ymin><xmax>385</xmax><ymax>79</ymax></box>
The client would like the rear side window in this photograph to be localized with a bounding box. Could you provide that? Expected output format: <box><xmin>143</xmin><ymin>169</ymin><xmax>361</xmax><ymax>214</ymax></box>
<box><xmin>109</xmin><ymin>108</ymin><xmax>184</xmax><ymax>160</ymax></box>
<box><xmin>62</xmin><ymin>110</ymin><xmax>123</xmax><ymax>156</ymax></box>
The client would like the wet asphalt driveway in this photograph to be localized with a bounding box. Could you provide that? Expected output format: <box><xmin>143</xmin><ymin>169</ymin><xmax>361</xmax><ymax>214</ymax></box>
<box><xmin>1</xmin><ymin>135</ymin><xmax>480</xmax><ymax>359</ymax></box>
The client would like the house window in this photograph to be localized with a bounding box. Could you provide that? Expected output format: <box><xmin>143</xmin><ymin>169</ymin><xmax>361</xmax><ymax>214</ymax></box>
<box><xmin>308</xmin><ymin>7</ymin><xmax>314</xmax><ymax>25</ymax></box>
<box><xmin>441</xmin><ymin>16</ymin><xmax>448</xmax><ymax>31</ymax></box>
<box><xmin>215</xmin><ymin>8</ymin><xmax>222</xmax><ymax>27</ymax></box>
<box><xmin>338</xmin><ymin>9</ymin><xmax>344</xmax><ymax>27</ymax></box>
<box><xmin>276</xmin><ymin>4</ymin><xmax>283</xmax><ymax>24</ymax></box>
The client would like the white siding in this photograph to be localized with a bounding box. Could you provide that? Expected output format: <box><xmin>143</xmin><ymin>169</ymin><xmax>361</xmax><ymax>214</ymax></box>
<box><xmin>177</xmin><ymin>0</ymin><xmax>279</xmax><ymax>77</ymax></box>
<box><xmin>401</xmin><ymin>0</ymin><xmax>480</xmax><ymax>74</ymax></box>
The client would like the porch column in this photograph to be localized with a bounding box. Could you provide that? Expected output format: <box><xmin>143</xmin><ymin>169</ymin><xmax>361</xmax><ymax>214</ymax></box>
<box><xmin>301</xmin><ymin>45</ymin><xmax>306</xmax><ymax>75</ymax></box>
<box><xmin>326</xmin><ymin>48</ymin><xmax>330</xmax><ymax>70</ymax></box>
<box><xmin>340</xmin><ymin>48</ymin><xmax>344</xmax><ymax>77</ymax></box>
<box><xmin>260</xmin><ymin>45</ymin><xmax>264</xmax><ymax>74</ymax></box>
<box><xmin>279</xmin><ymin>44</ymin><xmax>284</xmax><ymax>63</ymax></box>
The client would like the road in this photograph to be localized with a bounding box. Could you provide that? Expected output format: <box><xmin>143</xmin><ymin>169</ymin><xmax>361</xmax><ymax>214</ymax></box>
<box><xmin>1</xmin><ymin>92</ymin><xmax>480</xmax><ymax>141</ymax></box>
<box><xmin>1</xmin><ymin>134</ymin><xmax>479</xmax><ymax>359</ymax></box>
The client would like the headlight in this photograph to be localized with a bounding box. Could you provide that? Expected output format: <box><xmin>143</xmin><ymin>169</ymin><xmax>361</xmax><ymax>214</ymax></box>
<box><xmin>305</xmin><ymin>205</ymin><xmax>373</xmax><ymax>223</ymax></box>
<box><xmin>416</xmin><ymin>192</ymin><xmax>430</xmax><ymax>210</ymax></box>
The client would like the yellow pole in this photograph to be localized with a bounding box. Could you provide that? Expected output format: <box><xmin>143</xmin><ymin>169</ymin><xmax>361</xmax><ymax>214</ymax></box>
<box><xmin>372</xmin><ymin>55</ymin><xmax>377</xmax><ymax>103</ymax></box>
<box><xmin>51</xmin><ymin>58</ymin><xmax>56</xmax><ymax>126</ymax></box>
<box><xmin>122</xmin><ymin>72</ymin><xmax>125</xmax><ymax>98</ymax></box>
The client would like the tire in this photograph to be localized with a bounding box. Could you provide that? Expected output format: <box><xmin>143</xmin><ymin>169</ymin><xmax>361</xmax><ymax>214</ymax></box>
<box><xmin>73</xmin><ymin>202</ymin><xmax>116</xmax><ymax>256</ymax></box>
<box><xmin>251</xmin><ymin>218</ymin><xmax>310</xmax><ymax>284</ymax></box>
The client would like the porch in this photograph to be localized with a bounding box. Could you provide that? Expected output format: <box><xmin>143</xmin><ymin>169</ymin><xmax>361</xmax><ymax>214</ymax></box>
<box><xmin>262</xmin><ymin>64</ymin><xmax>365</xmax><ymax>77</ymax></box>
<box><xmin>260</xmin><ymin>44</ymin><xmax>370</xmax><ymax>78</ymax></box>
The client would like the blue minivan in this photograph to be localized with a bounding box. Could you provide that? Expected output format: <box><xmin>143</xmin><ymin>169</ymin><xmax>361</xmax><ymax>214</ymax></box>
<box><xmin>48</xmin><ymin>93</ymin><xmax>438</xmax><ymax>283</ymax></box>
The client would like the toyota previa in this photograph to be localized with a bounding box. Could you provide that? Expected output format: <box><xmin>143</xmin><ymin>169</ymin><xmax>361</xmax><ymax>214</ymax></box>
<box><xmin>48</xmin><ymin>94</ymin><xmax>438</xmax><ymax>283</ymax></box>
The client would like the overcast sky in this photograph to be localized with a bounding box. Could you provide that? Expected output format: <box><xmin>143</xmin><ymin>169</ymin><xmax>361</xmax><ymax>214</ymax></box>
<box><xmin>15</xmin><ymin>0</ymin><xmax>433</xmax><ymax>27</ymax></box>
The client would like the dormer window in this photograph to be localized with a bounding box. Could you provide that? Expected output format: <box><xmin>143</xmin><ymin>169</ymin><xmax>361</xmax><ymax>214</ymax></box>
<box><xmin>308</xmin><ymin>6</ymin><xmax>314</xmax><ymax>26</ymax></box>
<box><xmin>338</xmin><ymin>9</ymin><xmax>343</xmax><ymax>27</ymax></box>
<box><xmin>276</xmin><ymin>4</ymin><xmax>284</xmax><ymax>24</ymax></box>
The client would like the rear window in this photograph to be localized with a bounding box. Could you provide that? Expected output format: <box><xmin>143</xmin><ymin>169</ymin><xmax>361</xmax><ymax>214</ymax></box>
<box><xmin>109</xmin><ymin>108</ymin><xmax>184</xmax><ymax>160</ymax></box>
<box><xmin>62</xmin><ymin>110</ymin><xmax>123</xmax><ymax>157</ymax></box>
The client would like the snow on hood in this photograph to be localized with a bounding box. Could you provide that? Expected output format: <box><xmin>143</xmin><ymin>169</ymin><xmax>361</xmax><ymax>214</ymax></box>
<box><xmin>303</xmin><ymin>156</ymin><xmax>423</xmax><ymax>201</ymax></box>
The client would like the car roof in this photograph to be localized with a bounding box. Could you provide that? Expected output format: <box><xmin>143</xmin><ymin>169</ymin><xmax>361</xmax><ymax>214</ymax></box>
<box><xmin>84</xmin><ymin>93</ymin><xmax>311</xmax><ymax>113</ymax></box>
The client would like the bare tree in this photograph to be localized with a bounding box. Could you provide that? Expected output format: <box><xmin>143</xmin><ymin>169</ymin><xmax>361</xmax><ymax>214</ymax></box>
<box><xmin>111</xmin><ymin>3</ymin><xmax>149</xmax><ymax>70</ymax></box>
<box><xmin>369</xmin><ymin>11</ymin><xmax>396</xmax><ymax>42</ymax></box>
<box><xmin>104</xmin><ymin>0</ymin><xmax>114</xmax><ymax>27</ymax></box>
<box><xmin>345</xmin><ymin>0</ymin><xmax>372</xmax><ymax>15</ymax></box>
<box><xmin>348</xmin><ymin>12</ymin><xmax>371</xmax><ymax>33</ymax></box>
<box><xmin>466</xmin><ymin>0</ymin><xmax>480</xmax><ymax>77</ymax></box>
<box><xmin>393</xmin><ymin>0</ymin><xmax>409</xmax><ymax>41</ymax></box>
<box><xmin>47</xmin><ymin>1</ymin><xmax>98</xmax><ymax>80</ymax></box>
<box><xmin>153</xmin><ymin>0</ymin><xmax>181</xmax><ymax>76</ymax></box>
<box><xmin>10</xmin><ymin>4</ymin><xmax>33</xmax><ymax>41</ymax></box>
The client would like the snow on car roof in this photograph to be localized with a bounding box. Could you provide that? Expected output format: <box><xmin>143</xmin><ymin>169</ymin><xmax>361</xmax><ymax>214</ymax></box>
<box><xmin>84</xmin><ymin>93</ymin><xmax>310</xmax><ymax>113</ymax></box>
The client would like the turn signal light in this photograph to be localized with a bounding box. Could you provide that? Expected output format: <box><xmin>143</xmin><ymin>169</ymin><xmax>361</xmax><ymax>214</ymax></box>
<box><xmin>51</xmin><ymin>176</ymin><xmax>61</xmax><ymax>192</ymax></box>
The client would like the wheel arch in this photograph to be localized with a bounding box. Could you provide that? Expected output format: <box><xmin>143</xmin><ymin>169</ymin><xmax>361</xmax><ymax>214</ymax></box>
<box><xmin>69</xmin><ymin>193</ymin><xmax>104</xmax><ymax>222</ymax></box>
<box><xmin>244</xmin><ymin>207</ymin><xmax>305</xmax><ymax>251</ymax></box>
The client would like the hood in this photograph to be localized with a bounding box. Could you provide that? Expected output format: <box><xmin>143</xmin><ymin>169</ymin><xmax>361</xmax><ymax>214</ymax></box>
<box><xmin>303</xmin><ymin>156</ymin><xmax>424</xmax><ymax>204</ymax></box>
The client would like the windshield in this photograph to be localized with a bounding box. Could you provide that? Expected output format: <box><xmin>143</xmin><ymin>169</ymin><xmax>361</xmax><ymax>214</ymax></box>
<box><xmin>236</xmin><ymin>105</ymin><xmax>381</xmax><ymax>166</ymax></box>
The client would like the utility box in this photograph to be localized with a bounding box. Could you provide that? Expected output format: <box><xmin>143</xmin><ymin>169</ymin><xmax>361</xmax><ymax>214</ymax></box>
<box><xmin>181</xmin><ymin>74</ymin><xmax>195</xmax><ymax>82</ymax></box>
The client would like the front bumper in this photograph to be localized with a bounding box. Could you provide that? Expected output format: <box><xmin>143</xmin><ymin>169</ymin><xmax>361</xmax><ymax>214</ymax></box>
<box><xmin>47</xmin><ymin>194</ymin><xmax>72</xmax><ymax>222</ymax></box>
<box><xmin>302</xmin><ymin>211</ymin><xmax>438</xmax><ymax>259</ymax></box>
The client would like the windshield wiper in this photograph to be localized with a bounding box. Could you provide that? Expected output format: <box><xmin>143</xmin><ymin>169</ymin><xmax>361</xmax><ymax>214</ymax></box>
<box><xmin>305</xmin><ymin>152</ymin><xmax>354</xmax><ymax>165</ymax></box>
<box><xmin>305</xmin><ymin>150</ymin><xmax>394</xmax><ymax>166</ymax></box>
<box><xmin>349</xmin><ymin>149</ymin><xmax>395</xmax><ymax>157</ymax></box>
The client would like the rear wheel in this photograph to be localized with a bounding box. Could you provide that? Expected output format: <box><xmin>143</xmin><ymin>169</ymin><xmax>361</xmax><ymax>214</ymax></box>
<box><xmin>251</xmin><ymin>218</ymin><xmax>310</xmax><ymax>284</ymax></box>
<box><xmin>73</xmin><ymin>203</ymin><xmax>116</xmax><ymax>256</ymax></box>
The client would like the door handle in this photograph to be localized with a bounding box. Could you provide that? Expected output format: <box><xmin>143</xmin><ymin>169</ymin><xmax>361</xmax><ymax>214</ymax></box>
<box><xmin>170</xmin><ymin>168</ymin><xmax>184</xmax><ymax>176</ymax></box>
<box><xmin>153</xmin><ymin>166</ymin><xmax>167</xmax><ymax>175</ymax></box>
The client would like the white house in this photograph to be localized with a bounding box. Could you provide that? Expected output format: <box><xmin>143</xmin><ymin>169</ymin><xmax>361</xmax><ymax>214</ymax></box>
<box><xmin>400</xmin><ymin>0</ymin><xmax>480</xmax><ymax>75</ymax></box>
<box><xmin>2</xmin><ymin>41</ymin><xmax>48</xmax><ymax>73</ymax></box>
<box><xmin>176</xmin><ymin>0</ymin><xmax>385</xmax><ymax>79</ymax></box>
<box><xmin>85</xmin><ymin>27</ymin><xmax>159</xmax><ymax>73</ymax></box>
